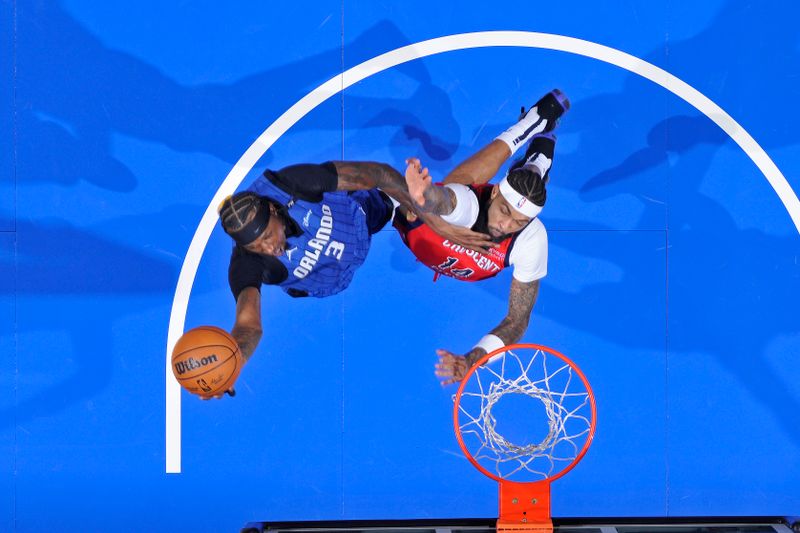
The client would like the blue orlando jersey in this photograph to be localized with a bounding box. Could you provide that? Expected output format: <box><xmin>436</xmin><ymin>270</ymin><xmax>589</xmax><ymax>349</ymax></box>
<box><xmin>246</xmin><ymin>176</ymin><xmax>371</xmax><ymax>298</ymax></box>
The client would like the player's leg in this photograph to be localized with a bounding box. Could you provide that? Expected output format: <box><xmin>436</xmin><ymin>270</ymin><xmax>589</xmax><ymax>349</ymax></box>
<box><xmin>443</xmin><ymin>89</ymin><xmax>569</xmax><ymax>186</ymax></box>
<box><xmin>512</xmin><ymin>132</ymin><xmax>557</xmax><ymax>183</ymax></box>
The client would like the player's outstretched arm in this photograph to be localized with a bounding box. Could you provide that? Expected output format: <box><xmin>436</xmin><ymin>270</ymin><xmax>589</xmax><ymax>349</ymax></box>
<box><xmin>331</xmin><ymin>161</ymin><xmax>416</xmax><ymax>207</ymax></box>
<box><xmin>404</xmin><ymin>158</ymin><xmax>501</xmax><ymax>254</ymax></box>
<box><xmin>487</xmin><ymin>277</ymin><xmax>539</xmax><ymax>347</ymax></box>
<box><xmin>435</xmin><ymin>278</ymin><xmax>540</xmax><ymax>385</ymax></box>
<box><xmin>403</xmin><ymin>157</ymin><xmax>457</xmax><ymax>216</ymax></box>
<box><xmin>332</xmin><ymin>160</ymin><xmax>494</xmax><ymax>253</ymax></box>
<box><xmin>443</xmin><ymin>140</ymin><xmax>512</xmax><ymax>186</ymax></box>
<box><xmin>332</xmin><ymin>160</ymin><xmax>452</xmax><ymax>216</ymax></box>
<box><xmin>204</xmin><ymin>287</ymin><xmax>262</xmax><ymax>400</ymax></box>
<box><xmin>231</xmin><ymin>287</ymin><xmax>263</xmax><ymax>365</ymax></box>
<box><xmin>444</xmin><ymin>90</ymin><xmax>570</xmax><ymax>185</ymax></box>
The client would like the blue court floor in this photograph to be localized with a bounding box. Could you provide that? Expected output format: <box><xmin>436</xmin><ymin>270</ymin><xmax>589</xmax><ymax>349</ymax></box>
<box><xmin>2</xmin><ymin>1</ymin><xmax>799</xmax><ymax>531</ymax></box>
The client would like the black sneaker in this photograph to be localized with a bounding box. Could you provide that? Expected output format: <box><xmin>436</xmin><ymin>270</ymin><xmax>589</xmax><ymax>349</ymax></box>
<box><xmin>515</xmin><ymin>132</ymin><xmax>557</xmax><ymax>182</ymax></box>
<box><xmin>518</xmin><ymin>89</ymin><xmax>570</xmax><ymax>133</ymax></box>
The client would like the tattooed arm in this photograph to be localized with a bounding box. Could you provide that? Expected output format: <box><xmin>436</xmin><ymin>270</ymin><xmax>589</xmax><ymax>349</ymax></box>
<box><xmin>331</xmin><ymin>161</ymin><xmax>421</xmax><ymax>212</ymax></box>
<box><xmin>204</xmin><ymin>286</ymin><xmax>262</xmax><ymax>400</ymax></box>
<box><xmin>435</xmin><ymin>278</ymin><xmax>540</xmax><ymax>385</ymax></box>
<box><xmin>332</xmin><ymin>160</ymin><xmax>493</xmax><ymax>253</ymax></box>
<box><xmin>486</xmin><ymin>278</ymin><xmax>540</xmax><ymax>352</ymax></box>
<box><xmin>231</xmin><ymin>286</ymin><xmax>263</xmax><ymax>364</ymax></box>
<box><xmin>332</xmin><ymin>160</ymin><xmax>459</xmax><ymax>215</ymax></box>
<box><xmin>402</xmin><ymin>157</ymin><xmax>457</xmax><ymax>216</ymax></box>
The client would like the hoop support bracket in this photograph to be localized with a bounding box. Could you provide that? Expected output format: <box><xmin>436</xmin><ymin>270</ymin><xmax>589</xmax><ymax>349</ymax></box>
<box><xmin>497</xmin><ymin>481</ymin><xmax>552</xmax><ymax>532</ymax></box>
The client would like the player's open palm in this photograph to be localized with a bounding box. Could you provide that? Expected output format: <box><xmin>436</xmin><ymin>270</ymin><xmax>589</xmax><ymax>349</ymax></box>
<box><xmin>405</xmin><ymin>157</ymin><xmax>431</xmax><ymax>206</ymax></box>
<box><xmin>435</xmin><ymin>349</ymin><xmax>471</xmax><ymax>386</ymax></box>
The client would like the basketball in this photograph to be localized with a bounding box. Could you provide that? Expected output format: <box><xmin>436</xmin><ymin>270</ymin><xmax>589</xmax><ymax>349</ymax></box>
<box><xmin>171</xmin><ymin>326</ymin><xmax>242</xmax><ymax>398</ymax></box>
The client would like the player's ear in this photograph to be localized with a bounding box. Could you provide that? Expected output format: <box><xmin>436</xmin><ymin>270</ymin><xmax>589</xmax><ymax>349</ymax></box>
<box><xmin>490</xmin><ymin>185</ymin><xmax>499</xmax><ymax>199</ymax></box>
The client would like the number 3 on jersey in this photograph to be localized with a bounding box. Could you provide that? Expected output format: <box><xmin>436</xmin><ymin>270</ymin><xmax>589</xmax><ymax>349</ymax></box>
<box><xmin>325</xmin><ymin>240</ymin><xmax>345</xmax><ymax>260</ymax></box>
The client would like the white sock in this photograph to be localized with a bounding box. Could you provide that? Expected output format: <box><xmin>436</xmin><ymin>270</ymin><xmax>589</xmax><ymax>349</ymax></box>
<box><xmin>494</xmin><ymin>106</ymin><xmax>548</xmax><ymax>155</ymax></box>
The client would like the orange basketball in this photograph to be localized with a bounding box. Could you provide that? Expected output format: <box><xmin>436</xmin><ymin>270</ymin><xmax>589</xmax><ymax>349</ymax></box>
<box><xmin>171</xmin><ymin>326</ymin><xmax>242</xmax><ymax>398</ymax></box>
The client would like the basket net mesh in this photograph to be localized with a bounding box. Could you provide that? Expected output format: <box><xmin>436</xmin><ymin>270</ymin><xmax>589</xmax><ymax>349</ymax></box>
<box><xmin>456</xmin><ymin>347</ymin><xmax>593</xmax><ymax>482</ymax></box>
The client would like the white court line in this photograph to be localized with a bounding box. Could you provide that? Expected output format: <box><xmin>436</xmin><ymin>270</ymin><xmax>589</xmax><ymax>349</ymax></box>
<box><xmin>165</xmin><ymin>31</ymin><xmax>800</xmax><ymax>473</ymax></box>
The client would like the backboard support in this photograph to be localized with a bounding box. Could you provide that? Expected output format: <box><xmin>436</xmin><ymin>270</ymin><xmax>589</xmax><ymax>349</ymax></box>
<box><xmin>498</xmin><ymin>481</ymin><xmax>551</xmax><ymax>532</ymax></box>
<box><xmin>241</xmin><ymin>517</ymin><xmax>796</xmax><ymax>533</ymax></box>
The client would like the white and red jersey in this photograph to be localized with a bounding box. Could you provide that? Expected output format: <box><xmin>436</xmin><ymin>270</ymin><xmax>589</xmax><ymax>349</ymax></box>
<box><xmin>393</xmin><ymin>183</ymin><xmax>548</xmax><ymax>283</ymax></box>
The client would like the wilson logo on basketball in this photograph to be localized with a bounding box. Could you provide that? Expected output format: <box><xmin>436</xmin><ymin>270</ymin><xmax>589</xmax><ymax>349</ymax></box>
<box><xmin>174</xmin><ymin>354</ymin><xmax>219</xmax><ymax>375</ymax></box>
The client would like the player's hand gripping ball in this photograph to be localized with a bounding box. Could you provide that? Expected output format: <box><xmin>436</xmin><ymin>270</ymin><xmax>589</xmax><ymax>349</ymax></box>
<box><xmin>171</xmin><ymin>326</ymin><xmax>242</xmax><ymax>399</ymax></box>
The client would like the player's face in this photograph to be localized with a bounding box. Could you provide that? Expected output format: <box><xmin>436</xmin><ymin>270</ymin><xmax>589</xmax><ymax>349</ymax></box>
<box><xmin>486</xmin><ymin>187</ymin><xmax>532</xmax><ymax>238</ymax></box>
<box><xmin>243</xmin><ymin>208</ymin><xmax>287</xmax><ymax>256</ymax></box>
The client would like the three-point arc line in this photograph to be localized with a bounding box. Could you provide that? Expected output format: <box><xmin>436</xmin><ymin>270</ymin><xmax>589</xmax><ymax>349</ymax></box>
<box><xmin>165</xmin><ymin>31</ymin><xmax>800</xmax><ymax>473</ymax></box>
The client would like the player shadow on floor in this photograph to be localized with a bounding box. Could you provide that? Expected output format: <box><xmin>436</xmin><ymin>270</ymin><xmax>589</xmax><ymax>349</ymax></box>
<box><xmin>467</xmin><ymin>0</ymin><xmax>800</xmax><ymax>446</ymax></box>
<box><xmin>7</xmin><ymin>3</ymin><xmax>463</xmax><ymax>430</ymax></box>
<box><xmin>0</xmin><ymin>206</ymin><xmax>216</xmax><ymax>431</ymax></box>
<box><xmin>579</xmin><ymin>114</ymin><xmax>729</xmax><ymax>195</ymax></box>
<box><xmin>571</xmin><ymin>0</ymin><xmax>799</xmax><ymax>202</ymax></box>
<box><xmin>403</xmin><ymin>0</ymin><xmax>800</xmax><ymax>446</ymax></box>
<box><xmin>17</xmin><ymin>3</ymin><xmax>459</xmax><ymax>192</ymax></box>
<box><xmin>539</xmin><ymin>116</ymin><xmax>800</xmax><ymax>445</ymax></box>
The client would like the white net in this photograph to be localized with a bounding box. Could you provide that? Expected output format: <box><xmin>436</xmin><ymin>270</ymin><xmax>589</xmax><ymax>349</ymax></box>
<box><xmin>456</xmin><ymin>347</ymin><xmax>593</xmax><ymax>482</ymax></box>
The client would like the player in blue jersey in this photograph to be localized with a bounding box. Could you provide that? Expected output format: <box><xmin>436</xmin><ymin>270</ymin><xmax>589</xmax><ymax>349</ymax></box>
<box><xmin>213</xmin><ymin>161</ymin><xmax>491</xmax><ymax>397</ymax></box>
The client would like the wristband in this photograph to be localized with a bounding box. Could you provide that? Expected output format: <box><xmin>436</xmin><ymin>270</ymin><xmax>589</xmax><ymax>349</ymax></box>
<box><xmin>473</xmin><ymin>334</ymin><xmax>505</xmax><ymax>356</ymax></box>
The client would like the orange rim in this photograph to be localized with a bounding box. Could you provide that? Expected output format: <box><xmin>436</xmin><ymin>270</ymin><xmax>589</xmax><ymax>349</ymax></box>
<box><xmin>452</xmin><ymin>343</ymin><xmax>597</xmax><ymax>484</ymax></box>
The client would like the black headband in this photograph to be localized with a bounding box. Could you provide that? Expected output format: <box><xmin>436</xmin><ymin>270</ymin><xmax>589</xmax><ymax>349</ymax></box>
<box><xmin>219</xmin><ymin>193</ymin><xmax>271</xmax><ymax>246</ymax></box>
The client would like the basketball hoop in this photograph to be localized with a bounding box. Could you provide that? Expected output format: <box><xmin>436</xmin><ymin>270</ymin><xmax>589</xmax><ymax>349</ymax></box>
<box><xmin>453</xmin><ymin>344</ymin><xmax>597</xmax><ymax>532</ymax></box>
